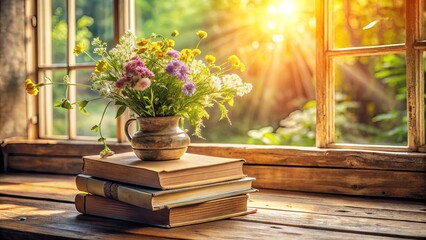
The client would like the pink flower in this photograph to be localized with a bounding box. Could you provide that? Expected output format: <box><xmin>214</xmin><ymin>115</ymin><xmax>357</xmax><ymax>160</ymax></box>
<box><xmin>116</xmin><ymin>56</ymin><xmax>155</xmax><ymax>90</ymax></box>
<box><xmin>133</xmin><ymin>78</ymin><xmax>151</xmax><ymax>91</ymax></box>
<box><xmin>115</xmin><ymin>77</ymin><xmax>127</xmax><ymax>88</ymax></box>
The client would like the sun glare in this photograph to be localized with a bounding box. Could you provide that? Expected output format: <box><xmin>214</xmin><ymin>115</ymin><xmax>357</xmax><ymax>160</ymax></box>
<box><xmin>278</xmin><ymin>0</ymin><xmax>297</xmax><ymax>17</ymax></box>
<box><xmin>266</xmin><ymin>0</ymin><xmax>299</xmax><ymax>29</ymax></box>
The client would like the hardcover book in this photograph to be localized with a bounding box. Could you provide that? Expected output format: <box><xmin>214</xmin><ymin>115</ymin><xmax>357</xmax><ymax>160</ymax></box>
<box><xmin>76</xmin><ymin>174</ymin><xmax>257</xmax><ymax>210</ymax></box>
<box><xmin>82</xmin><ymin>152</ymin><xmax>246</xmax><ymax>190</ymax></box>
<box><xmin>75</xmin><ymin>193</ymin><xmax>255</xmax><ymax>228</ymax></box>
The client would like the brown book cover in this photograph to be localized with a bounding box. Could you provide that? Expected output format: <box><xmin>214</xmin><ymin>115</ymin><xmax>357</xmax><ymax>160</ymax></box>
<box><xmin>75</xmin><ymin>193</ymin><xmax>256</xmax><ymax>228</ymax></box>
<box><xmin>76</xmin><ymin>174</ymin><xmax>257</xmax><ymax>211</ymax></box>
<box><xmin>82</xmin><ymin>152</ymin><xmax>246</xmax><ymax>190</ymax></box>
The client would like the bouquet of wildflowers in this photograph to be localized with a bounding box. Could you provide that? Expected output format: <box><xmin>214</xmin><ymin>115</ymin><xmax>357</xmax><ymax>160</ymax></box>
<box><xmin>25</xmin><ymin>30</ymin><xmax>252</xmax><ymax>156</ymax></box>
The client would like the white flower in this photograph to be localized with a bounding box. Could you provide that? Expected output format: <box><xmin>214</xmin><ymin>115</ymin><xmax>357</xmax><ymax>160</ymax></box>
<box><xmin>91</xmin><ymin>37</ymin><xmax>102</xmax><ymax>46</ymax></box>
<box><xmin>210</xmin><ymin>76</ymin><xmax>222</xmax><ymax>91</ymax></box>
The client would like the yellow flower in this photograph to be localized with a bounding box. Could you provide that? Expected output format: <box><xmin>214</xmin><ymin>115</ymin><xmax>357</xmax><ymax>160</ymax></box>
<box><xmin>24</xmin><ymin>79</ymin><xmax>39</xmax><ymax>95</ymax></box>
<box><xmin>227</xmin><ymin>55</ymin><xmax>245</xmax><ymax>71</ymax></box>
<box><xmin>240</xmin><ymin>63</ymin><xmax>246</xmax><ymax>72</ymax></box>
<box><xmin>192</xmin><ymin>49</ymin><xmax>201</xmax><ymax>56</ymax></box>
<box><xmin>73</xmin><ymin>43</ymin><xmax>85</xmax><ymax>56</ymax></box>
<box><xmin>137</xmin><ymin>38</ymin><xmax>150</xmax><ymax>46</ymax></box>
<box><xmin>171</xmin><ymin>30</ymin><xmax>179</xmax><ymax>37</ymax></box>
<box><xmin>196</xmin><ymin>30</ymin><xmax>208</xmax><ymax>39</ymax></box>
<box><xmin>179</xmin><ymin>48</ymin><xmax>194</xmax><ymax>61</ymax></box>
<box><xmin>151</xmin><ymin>45</ymin><xmax>163</xmax><ymax>54</ymax></box>
<box><xmin>168</xmin><ymin>39</ymin><xmax>175</xmax><ymax>47</ymax></box>
<box><xmin>137</xmin><ymin>47</ymin><xmax>148</xmax><ymax>54</ymax></box>
<box><xmin>227</xmin><ymin>55</ymin><xmax>240</xmax><ymax>64</ymax></box>
<box><xmin>205</xmin><ymin>54</ymin><xmax>216</xmax><ymax>64</ymax></box>
<box><xmin>152</xmin><ymin>41</ymin><xmax>164</xmax><ymax>48</ymax></box>
<box><xmin>156</xmin><ymin>51</ymin><xmax>166</xmax><ymax>59</ymax></box>
<box><xmin>95</xmin><ymin>60</ymin><xmax>109</xmax><ymax>75</ymax></box>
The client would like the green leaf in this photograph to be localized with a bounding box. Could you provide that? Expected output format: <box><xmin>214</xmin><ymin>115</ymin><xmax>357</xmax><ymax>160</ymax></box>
<box><xmin>98</xmin><ymin>137</ymin><xmax>106</xmax><ymax>142</ymax></box>
<box><xmin>116</xmin><ymin>105</ymin><xmax>127</xmax><ymax>118</ymax></box>
<box><xmin>228</xmin><ymin>98</ymin><xmax>234</xmax><ymax>107</ymax></box>
<box><xmin>54</xmin><ymin>98</ymin><xmax>73</xmax><ymax>110</ymax></box>
<box><xmin>372</xmin><ymin>111</ymin><xmax>398</xmax><ymax>122</ymax></box>
<box><xmin>76</xmin><ymin>100</ymin><xmax>89</xmax><ymax>115</ymax></box>
<box><xmin>303</xmin><ymin>100</ymin><xmax>316</xmax><ymax>110</ymax></box>
<box><xmin>91</xmin><ymin>125</ymin><xmax>99</xmax><ymax>132</ymax></box>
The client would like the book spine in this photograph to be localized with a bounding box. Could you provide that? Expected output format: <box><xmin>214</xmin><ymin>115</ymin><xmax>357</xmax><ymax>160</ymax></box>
<box><xmin>75</xmin><ymin>175</ymin><xmax>154</xmax><ymax>210</ymax></box>
<box><xmin>74</xmin><ymin>194</ymin><xmax>255</xmax><ymax>228</ymax></box>
<box><xmin>74</xmin><ymin>194</ymin><xmax>170</xmax><ymax>228</ymax></box>
<box><xmin>82</xmin><ymin>158</ymin><xmax>163</xmax><ymax>189</ymax></box>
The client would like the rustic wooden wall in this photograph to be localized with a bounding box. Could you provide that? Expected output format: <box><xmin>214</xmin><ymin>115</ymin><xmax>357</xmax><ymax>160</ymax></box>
<box><xmin>0</xmin><ymin>0</ymin><xmax>28</xmax><ymax>171</ymax></box>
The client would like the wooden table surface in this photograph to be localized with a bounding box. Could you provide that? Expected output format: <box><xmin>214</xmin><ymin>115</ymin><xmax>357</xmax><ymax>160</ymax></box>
<box><xmin>0</xmin><ymin>173</ymin><xmax>425</xmax><ymax>239</ymax></box>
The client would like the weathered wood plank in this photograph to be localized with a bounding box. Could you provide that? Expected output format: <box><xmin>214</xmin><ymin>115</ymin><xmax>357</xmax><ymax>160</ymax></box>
<box><xmin>0</xmin><ymin>183</ymin><xmax>77</xmax><ymax>203</ymax></box>
<box><xmin>2</xmin><ymin>173</ymin><xmax>424</xmax><ymax>223</ymax></box>
<box><xmin>234</xmin><ymin>208</ymin><xmax>426</xmax><ymax>239</ymax></box>
<box><xmin>1</xmin><ymin>174</ymin><xmax>424</xmax><ymax>239</ymax></box>
<box><xmin>3</xmin><ymin>139</ymin><xmax>425</xmax><ymax>172</ymax></box>
<box><xmin>249</xmin><ymin>192</ymin><xmax>426</xmax><ymax>222</ymax></box>
<box><xmin>188</xmin><ymin>144</ymin><xmax>426</xmax><ymax>171</ymax></box>
<box><xmin>7</xmin><ymin>155</ymin><xmax>82</xmax><ymax>174</ymax></box>
<box><xmin>0</xmin><ymin>173</ymin><xmax>76</xmax><ymax>186</ymax></box>
<box><xmin>0</xmin><ymin>173</ymin><xmax>78</xmax><ymax>202</ymax></box>
<box><xmin>244</xmin><ymin>165</ymin><xmax>426</xmax><ymax>199</ymax></box>
<box><xmin>0</xmin><ymin>196</ymin><xmax>402</xmax><ymax>240</ymax></box>
<box><xmin>3</xmin><ymin>138</ymin><xmax>131</xmax><ymax>157</ymax></box>
<box><xmin>251</xmin><ymin>189</ymin><xmax>426</xmax><ymax>213</ymax></box>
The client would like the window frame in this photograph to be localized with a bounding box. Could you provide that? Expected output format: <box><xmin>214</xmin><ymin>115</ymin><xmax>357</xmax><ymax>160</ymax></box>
<box><xmin>25</xmin><ymin>0</ymin><xmax>425</xmax><ymax>153</ymax></box>
<box><xmin>316</xmin><ymin>0</ymin><xmax>425</xmax><ymax>152</ymax></box>
<box><xmin>27</xmin><ymin>0</ymin><xmax>133</xmax><ymax>142</ymax></box>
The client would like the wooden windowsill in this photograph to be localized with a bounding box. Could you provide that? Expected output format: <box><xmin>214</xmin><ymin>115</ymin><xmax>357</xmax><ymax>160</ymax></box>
<box><xmin>0</xmin><ymin>173</ymin><xmax>425</xmax><ymax>239</ymax></box>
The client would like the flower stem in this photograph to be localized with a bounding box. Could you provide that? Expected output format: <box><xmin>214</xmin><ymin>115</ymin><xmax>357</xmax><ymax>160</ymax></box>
<box><xmin>98</xmin><ymin>101</ymin><xmax>112</xmax><ymax>150</ymax></box>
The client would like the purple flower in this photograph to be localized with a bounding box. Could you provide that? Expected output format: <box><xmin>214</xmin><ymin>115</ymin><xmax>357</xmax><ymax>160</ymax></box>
<box><xmin>167</xmin><ymin>49</ymin><xmax>180</xmax><ymax>59</ymax></box>
<box><xmin>165</xmin><ymin>59</ymin><xmax>189</xmax><ymax>81</ymax></box>
<box><xmin>183</xmin><ymin>81</ymin><xmax>196</xmax><ymax>96</ymax></box>
<box><xmin>132</xmin><ymin>66</ymin><xmax>155</xmax><ymax>79</ymax></box>
<box><xmin>123</xmin><ymin>56</ymin><xmax>154</xmax><ymax>87</ymax></box>
<box><xmin>125</xmin><ymin>56</ymin><xmax>146</xmax><ymax>73</ymax></box>
<box><xmin>115</xmin><ymin>77</ymin><xmax>127</xmax><ymax>88</ymax></box>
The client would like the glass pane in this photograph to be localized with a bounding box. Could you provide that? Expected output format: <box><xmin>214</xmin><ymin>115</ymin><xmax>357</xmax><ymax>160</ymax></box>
<box><xmin>39</xmin><ymin>70</ymin><xmax>68</xmax><ymax>137</ymax></box>
<box><xmin>75</xmin><ymin>70</ymin><xmax>117</xmax><ymax>138</ymax></box>
<box><xmin>333</xmin><ymin>0</ymin><xmax>405</xmax><ymax>49</ymax></box>
<box><xmin>75</xmin><ymin>0</ymin><xmax>114</xmax><ymax>64</ymax></box>
<box><xmin>38</xmin><ymin>0</ymin><xmax>67</xmax><ymax>65</ymax></box>
<box><xmin>135</xmin><ymin>0</ymin><xmax>316</xmax><ymax>145</ymax></box>
<box><xmin>334</xmin><ymin>54</ymin><xmax>407</xmax><ymax>145</ymax></box>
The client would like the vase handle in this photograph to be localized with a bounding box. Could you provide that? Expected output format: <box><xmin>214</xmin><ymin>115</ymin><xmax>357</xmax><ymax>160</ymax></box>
<box><xmin>124</xmin><ymin>118</ymin><xmax>137</xmax><ymax>141</ymax></box>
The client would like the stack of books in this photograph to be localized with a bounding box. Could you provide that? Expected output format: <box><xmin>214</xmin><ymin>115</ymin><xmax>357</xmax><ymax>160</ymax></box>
<box><xmin>74</xmin><ymin>152</ymin><xmax>257</xmax><ymax>228</ymax></box>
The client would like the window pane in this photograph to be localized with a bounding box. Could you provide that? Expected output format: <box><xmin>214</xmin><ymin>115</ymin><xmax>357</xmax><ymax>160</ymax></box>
<box><xmin>38</xmin><ymin>0</ymin><xmax>67</xmax><ymax>65</ymax></box>
<box><xmin>39</xmin><ymin>70</ymin><xmax>68</xmax><ymax>137</ymax></box>
<box><xmin>75</xmin><ymin>0</ymin><xmax>114</xmax><ymax>64</ymax></box>
<box><xmin>135</xmin><ymin>0</ymin><xmax>316</xmax><ymax>145</ymax></box>
<box><xmin>334</xmin><ymin>54</ymin><xmax>407</xmax><ymax>145</ymax></box>
<box><xmin>75</xmin><ymin>70</ymin><xmax>117</xmax><ymax>138</ymax></box>
<box><xmin>333</xmin><ymin>0</ymin><xmax>405</xmax><ymax>49</ymax></box>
